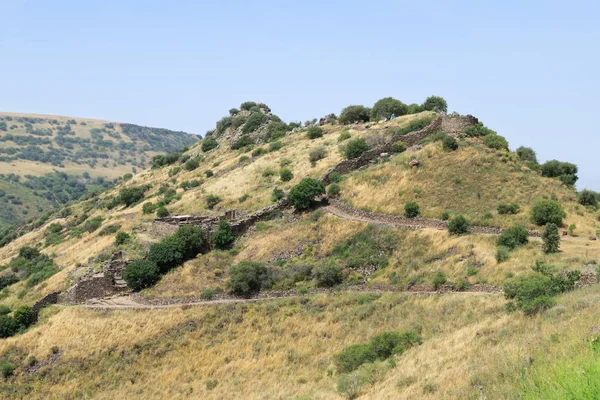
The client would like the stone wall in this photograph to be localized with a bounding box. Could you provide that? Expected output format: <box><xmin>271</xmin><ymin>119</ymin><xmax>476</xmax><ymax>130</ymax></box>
<box><xmin>441</xmin><ymin>114</ymin><xmax>479</xmax><ymax>135</ymax></box>
<box><xmin>32</xmin><ymin>291</ymin><xmax>61</xmax><ymax>321</ymax></box>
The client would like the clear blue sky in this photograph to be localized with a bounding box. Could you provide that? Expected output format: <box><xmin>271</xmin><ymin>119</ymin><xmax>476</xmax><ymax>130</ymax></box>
<box><xmin>1</xmin><ymin>0</ymin><xmax>598</xmax><ymax>189</ymax></box>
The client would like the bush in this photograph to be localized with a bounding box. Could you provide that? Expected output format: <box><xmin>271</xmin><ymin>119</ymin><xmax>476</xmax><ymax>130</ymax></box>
<box><xmin>344</xmin><ymin>138</ymin><xmax>370</xmax><ymax>159</ymax></box>
<box><xmin>391</xmin><ymin>141</ymin><xmax>406</xmax><ymax>153</ymax></box>
<box><xmin>497</xmin><ymin>226</ymin><xmax>529</xmax><ymax>250</ymax></box>
<box><xmin>148</xmin><ymin>226</ymin><xmax>204</xmax><ymax>273</ymax></box>
<box><xmin>271</xmin><ymin>188</ymin><xmax>285</xmax><ymax>202</ymax></box>
<box><xmin>262</xmin><ymin>168</ymin><xmax>276</xmax><ymax>177</ymax></box>
<box><xmin>115</xmin><ymin>231</ymin><xmax>130</xmax><ymax>245</ymax></box>
<box><xmin>0</xmin><ymin>316</ymin><xmax>17</xmax><ymax>338</ymax></box>
<box><xmin>542</xmin><ymin>223</ymin><xmax>560</xmax><ymax>254</ymax></box>
<box><xmin>123</xmin><ymin>260</ymin><xmax>160</xmax><ymax>291</ymax></box>
<box><xmin>496</xmin><ymin>246</ymin><xmax>510</xmax><ymax>263</ymax></box>
<box><xmin>396</xmin><ymin>117</ymin><xmax>434</xmax><ymax>136</ymax></box>
<box><xmin>371</xmin><ymin>97</ymin><xmax>408</xmax><ymax>120</ymax></box>
<box><xmin>497</xmin><ymin>203</ymin><xmax>520</xmax><ymax>215</ymax></box>
<box><xmin>0</xmin><ymin>362</ymin><xmax>15</xmax><ymax>379</ymax></box>
<box><xmin>183</xmin><ymin>158</ymin><xmax>199</xmax><ymax>171</ymax></box>
<box><xmin>530</xmin><ymin>199</ymin><xmax>566</xmax><ymax>226</ymax></box>
<box><xmin>306</xmin><ymin>126</ymin><xmax>323</xmax><ymax>139</ymax></box>
<box><xmin>541</xmin><ymin>160</ymin><xmax>578</xmax><ymax>186</ymax></box>
<box><xmin>313</xmin><ymin>261</ymin><xmax>343</xmax><ymax>287</ymax></box>
<box><xmin>448</xmin><ymin>215</ymin><xmax>469</xmax><ymax>235</ymax></box>
<box><xmin>404</xmin><ymin>202</ymin><xmax>420</xmax><ymax>218</ymax></box>
<box><xmin>334</xmin><ymin>343</ymin><xmax>377</xmax><ymax>375</ymax></box>
<box><xmin>268</xmin><ymin>141</ymin><xmax>282</xmax><ymax>152</ymax></box>
<box><xmin>205</xmin><ymin>194</ymin><xmax>222</xmax><ymax>210</ymax></box>
<box><xmin>329</xmin><ymin>172</ymin><xmax>343</xmax><ymax>183</ymax></box>
<box><xmin>578</xmin><ymin>189</ymin><xmax>598</xmax><ymax>207</ymax></box>
<box><xmin>465</xmin><ymin>122</ymin><xmax>496</xmax><ymax>137</ymax></box>
<box><xmin>338</xmin><ymin>131</ymin><xmax>351</xmax><ymax>142</ymax></box>
<box><xmin>252</xmin><ymin>148</ymin><xmax>267</xmax><ymax>158</ymax></box>
<box><xmin>421</xmin><ymin>95</ymin><xmax>447</xmax><ymax>113</ymax></box>
<box><xmin>142</xmin><ymin>202</ymin><xmax>156</xmax><ymax>214</ymax></box>
<box><xmin>288</xmin><ymin>178</ymin><xmax>325</xmax><ymax>210</ymax></box>
<box><xmin>13</xmin><ymin>305</ymin><xmax>35</xmax><ymax>328</ymax></box>
<box><xmin>279</xmin><ymin>168</ymin><xmax>293</xmax><ymax>182</ymax></box>
<box><xmin>339</xmin><ymin>105</ymin><xmax>370</xmax><ymax>125</ymax></box>
<box><xmin>202</xmin><ymin>136</ymin><xmax>219</xmax><ymax>153</ymax></box>
<box><xmin>118</xmin><ymin>186</ymin><xmax>147</xmax><ymax>207</ymax></box>
<box><xmin>442</xmin><ymin>136</ymin><xmax>458</xmax><ymax>151</ymax></box>
<box><xmin>156</xmin><ymin>206</ymin><xmax>169</xmax><ymax>218</ymax></box>
<box><xmin>328</xmin><ymin>183</ymin><xmax>341</xmax><ymax>197</ymax></box>
<box><xmin>483</xmin><ymin>133</ymin><xmax>509</xmax><ymax>150</ymax></box>
<box><xmin>211</xmin><ymin>220</ymin><xmax>235</xmax><ymax>250</ymax></box>
<box><xmin>432</xmin><ymin>271</ymin><xmax>447</xmax><ymax>289</ymax></box>
<box><xmin>228</xmin><ymin>261</ymin><xmax>269</xmax><ymax>296</ymax></box>
<box><xmin>516</xmin><ymin>146</ymin><xmax>537</xmax><ymax>164</ymax></box>
<box><xmin>440</xmin><ymin>211</ymin><xmax>450</xmax><ymax>220</ymax></box>
<box><xmin>231</xmin><ymin>135</ymin><xmax>255</xmax><ymax>150</ymax></box>
<box><xmin>242</xmin><ymin>112</ymin><xmax>267</xmax><ymax>134</ymax></box>
<box><xmin>309</xmin><ymin>147</ymin><xmax>327</xmax><ymax>163</ymax></box>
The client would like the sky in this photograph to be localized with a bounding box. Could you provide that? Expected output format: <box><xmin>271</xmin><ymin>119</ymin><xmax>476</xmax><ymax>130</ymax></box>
<box><xmin>0</xmin><ymin>0</ymin><xmax>598</xmax><ymax>189</ymax></box>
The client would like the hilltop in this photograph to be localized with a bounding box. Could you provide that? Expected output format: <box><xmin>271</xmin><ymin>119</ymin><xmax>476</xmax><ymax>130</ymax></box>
<box><xmin>0</xmin><ymin>112</ymin><xmax>198</xmax><ymax>233</ymax></box>
<box><xmin>0</xmin><ymin>98</ymin><xmax>598</xmax><ymax>399</ymax></box>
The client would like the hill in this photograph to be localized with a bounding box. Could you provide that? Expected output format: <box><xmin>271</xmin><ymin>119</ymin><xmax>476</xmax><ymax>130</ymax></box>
<box><xmin>0</xmin><ymin>99</ymin><xmax>598</xmax><ymax>399</ymax></box>
<box><xmin>0</xmin><ymin>112</ymin><xmax>198</xmax><ymax>232</ymax></box>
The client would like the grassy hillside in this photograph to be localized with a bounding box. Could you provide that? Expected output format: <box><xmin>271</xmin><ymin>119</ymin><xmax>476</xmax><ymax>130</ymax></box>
<box><xmin>0</xmin><ymin>112</ymin><xmax>198</xmax><ymax>232</ymax></box>
<box><xmin>0</xmin><ymin>100</ymin><xmax>598</xmax><ymax>399</ymax></box>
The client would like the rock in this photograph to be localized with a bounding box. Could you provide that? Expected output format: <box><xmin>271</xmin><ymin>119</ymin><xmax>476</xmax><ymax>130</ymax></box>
<box><xmin>379</xmin><ymin>153</ymin><xmax>389</xmax><ymax>158</ymax></box>
<box><xmin>409</xmin><ymin>159</ymin><xmax>420</xmax><ymax>168</ymax></box>
<box><xmin>589</xmin><ymin>236</ymin><xmax>597</xmax><ymax>241</ymax></box>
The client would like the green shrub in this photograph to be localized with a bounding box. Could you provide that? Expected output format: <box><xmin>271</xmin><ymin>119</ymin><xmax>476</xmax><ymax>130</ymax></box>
<box><xmin>496</xmin><ymin>246</ymin><xmax>510</xmax><ymax>263</ymax></box>
<box><xmin>327</xmin><ymin>183</ymin><xmax>341</xmax><ymax>197</ymax></box>
<box><xmin>288</xmin><ymin>178</ymin><xmax>325</xmax><ymax>210</ymax></box>
<box><xmin>578</xmin><ymin>189</ymin><xmax>598</xmax><ymax>207</ymax></box>
<box><xmin>123</xmin><ymin>260</ymin><xmax>160</xmax><ymax>291</ymax></box>
<box><xmin>483</xmin><ymin>133</ymin><xmax>509</xmax><ymax>150</ymax></box>
<box><xmin>156</xmin><ymin>206</ymin><xmax>169</xmax><ymax>218</ymax></box>
<box><xmin>421</xmin><ymin>95</ymin><xmax>447</xmax><ymax>113</ymax></box>
<box><xmin>200</xmin><ymin>288</ymin><xmax>216</xmax><ymax>300</ymax></box>
<box><xmin>279</xmin><ymin>168</ymin><xmax>293</xmax><ymax>182</ymax></box>
<box><xmin>13</xmin><ymin>305</ymin><xmax>35</xmax><ymax>328</ymax></box>
<box><xmin>306</xmin><ymin>126</ymin><xmax>323</xmax><ymax>139</ymax></box>
<box><xmin>252</xmin><ymin>148</ymin><xmax>267</xmax><ymax>158</ymax></box>
<box><xmin>211</xmin><ymin>220</ymin><xmax>235</xmax><ymax>250</ymax></box>
<box><xmin>328</xmin><ymin>172</ymin><xmax>343</xmax><ymax>183</ymax></box>
<box><xmin>339</xmin><ymin>105</ymin><xmax>370</xmax><ymax>125</ymax></box>
<box><xmin>371</xmin><ymin>97</ymin><xmax>408</xmax><ymax>120</ymax></box>
<box><xmin>334</xmin><ymin>343</ymin><xmax>376</xmax><ymax>373</ymax></box>
<box><xmin>183</xmin><ymin>158</ymin><xmax>199</xmax><ymax>171</ymax></box>
<box><xmin>0</xmin><ymin>316</ymin><xmax>17</xmax><ymax>338</ymax></box>
<box><xmin>516</xmin><ymin>146</ymin><xmax>537</xmax><ymax>164</ymax></box>
<box><xmin>142</xmin><ymin>202</ymin><xmax>156</xmax><ymax>214</ymax></box>
<box><xmin>115</xmin><ymin>231</ymin><xmax>130</xmax><ymax>246</ymax></box>
<box><xmin>530</xmin><ymin>199</ymin><xmax>566</xmax><ymax>226</ymax></box>
<box><xmin>440</xmin><ymin>211</ymin><xmax>450</xmax><ymax>220</ymax></box>
<box><xmin>309</xmin><ymin>147</ymin><xmax>327</xmax><ymax>163</ymax></box>
<box><xmin>242</xmin><ymin>112</ymin><xmax>267</xmax><ymax>134</ymax></box>
<box><xmin>83</xmin><ymin>216</ymin><xmax>104</xmax><ymax>233</ymax></box>
<box><xmin>497</xmin><ymin>226</ymin><xmax>529</xmax><ymax>250</ymax></box>
<box><xmin>465</xmin><ymin>122</ymin><xmax>496</xmax><ymax>137</ymax></box>
<box><xmin>231</xmin><ymin>135</ymin><xmax>255</xmax><ymax>150</ymax></box>
<box><xmin>542</xmin><ymin>223</ymin><xmax>560</xmax><ymax>254</ymax></box>
<box><xmin>396</xmin><ymin>117</ymin><xmax>434</xmax><ymax>136</ymax></box>
<box><xmin>497</xmin><ymin>203</ymin><xmax>520</xmax><ymax>215</ymax></box>
<box><xmin>312</xmin><ymin>261</ymin><xmax>343</xmax><ymax>287</ymax></box>
<box><xmin>442</xmin><ymin>136</ymin><xmax>458</xmax><ymax>151</ymax></box>
<box><xmin>338</xmin><ymin>131</ymin><xmax>351</xmax><ymax>142</ymax></box>
<box><xmin>205</xmin><ymin>194</ymin><xmax>222</xmax><ymax>210</ymax></box>
<box><xmin>541</xmin><ymin>160</ymin><xmax>578</xmax><ymax>186</ymax></box>
<box><xmin>269</xmin><ymin>141</ymin><xmax>283</xmax><ymax>152</ymax></box>
<box><xmin>240</xmin><ymin>101</ymin><xmax>257</xmax><ymax>111</ymax></box>
<box><xmin>239</xmin><ymin>155</ymin><xmax>250</xmax><ymax>163</ymax></box>
<box><xmin>391</xmin><ymin>141</ymin><xmax>406</xmax><ymax>153</ymax></box>
<box><xmin>433</xmin><ymin>271</ymin><xmax>447</xmax><ymax>289</ymax></box>
<box><xmin>148</xmin><ymin>226</ymin><xmax>204</xmax><ymax>273</ymax></box>
<box><xmin>0</xmin><ymin>362</ymin><xmax>15</xmax><ymax>379</ymax></box>
<box><xmin>118</xmin><ymin>186</ymin><xmax>147</xmax><ymax>207</ymax></box>
<box><xmin>228</xmin><ymin>261</ymin><xmax>269</xmax><ymax>296</ymax></box>
<box><xmin>271</xmin><ymin>189</ymin><xmax>285</xmax><ymax>202</ymax></box>
<box><xmin>262</xmin><ymin>168</ymin><xmax>276</xmax><ymax>177</ymax></box>
<box><xmin>344</xmin><ymin>138</ymin><xmax>370</xmax><ymax>159</ymax></box>
<box><xmin>448</xmin><ymin>215</ymin><xmax>469</xmax><ymax>235</ymax></box>
<box><xmin>238</xmin><ymin>194</ymin><xmax>250</xmax><ymax>203</ymax></box>
<box><xmin>404</xmin><ymin>202</ymin><xmax>420</xmax><ymax>218</ymax></box>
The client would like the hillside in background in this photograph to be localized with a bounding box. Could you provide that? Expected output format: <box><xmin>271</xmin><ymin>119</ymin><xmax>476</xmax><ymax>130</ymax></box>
<box><xmin>0</xmin><ymin>112</ymin><xmax>198</xmax><ymax>232</ymax></box>
<box><xmin>0</xmin><ymin>98</ymin><xmax>599</xmax><ymax>399</ymax></box>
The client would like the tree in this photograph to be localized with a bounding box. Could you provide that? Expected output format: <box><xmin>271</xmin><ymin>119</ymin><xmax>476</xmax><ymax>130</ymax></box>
<box><xmin>279</xmin><ymin>168</ymin><xmax>293</xmax><ymax>182</ymax></box>
<box><xmin>530</xmin><ymin>199</ymin><xmax>566</xmax><ymax>226</ymax></box>
<box><xmin>13</xmin><ymin>305</ymin><xmax>35</xmax><ymax>328</ymax></box>
<box><xmin>184</xmin><ymin>158</ymin><xmax>199</xmax><ymax>171</ymax></box>
<box><xmin>442</xmin><ymin>136</ymin><xmax>458</xmax><ymax>151</ymax></box>
<box><xmin>542</xmin><ymin>223</ymin><xmax>560</xmax><ymax>254</ymax></box>
<box><xmin>516</xmin><ymin>146</ymin><xmax>537</xmax><ymax>164</ymax></box>
<box><xmin>228</xmin><ymin>261</ymin><xmax>269</xmax><ymax>296</ymax></box>
<box><xmin>147</xmin><ymin>239</ymin><xmax>183</xmax><ymax>273</ymax></box>
<box><xmin>448</xmin><ymin>215</ymin><xmax>469</xmax><ymax>235</ymax></box>
<box><xmin>578</xmin><ymin>189</ymin><xmax>598</xmax><ymax>207</ymax></box>
<box><xmin>118</xmin><ymin>186</ymin><xmax>147</xmax><ymax>207</ymax></box>
<box><xmin>306</xmin><ymin>126</ymin><xmax>323</xmax><ymax>139</ymax></box>
<box><xmin>339</xmin><ymin>105</ymin><xmax>370</xmax><ymax>125</ymax></box>
<box><xmin>288</xmin><ymin>178</ymin><xmax>325</xmax><ymax>210</ymax></box>
<box><xmin>371</xmin><ymin>97</ymin><xmax>408</xmax><ymax>120</ymax></box>
<box><xmin>541</xmin><ymin>160</ymin><xmax>578</xmax><ymax>186</ymax></box>
<box><xmin>19</xmin><ymin>246</ymin><xmax>40</xmax><ymax>260</ymax></box>
<box><xmin>404</xmin><ymin>202</ymin><xmax>420</xmax><ymax>218</ymax></box>
<box><xmin>344</xmin><ymin>138</ymin><xmax>370</xmax><ymax>159</ymax></box>
<box><xmin>123</xmin><ymin>260</ymin><xmax>160</xmax><ymax>291</ymax></box>
<box><xmin>201</xmin><ymin>136</ymin><xmax>218</xmax><ymax>152</ymax></box>
<box><xmin>211</xmin><ymin>220</ymin><xmax>235</xmax><ymax>250</ymax></box>
<box><xmin>156</xmin><ymin>206</ymin><xmax>169</xmax><ymax>218</ymax></box>
<box><xmin>421</xmin><ymin>96</ymin><xmax>448</xmax><ymax>113</ymax></box>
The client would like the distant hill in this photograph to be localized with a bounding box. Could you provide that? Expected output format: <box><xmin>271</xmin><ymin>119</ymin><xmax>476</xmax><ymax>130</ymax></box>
<box><xmin>0</xmin><ymin>112</ymin><xmax>198</xmax><ymax>231</ymax></box>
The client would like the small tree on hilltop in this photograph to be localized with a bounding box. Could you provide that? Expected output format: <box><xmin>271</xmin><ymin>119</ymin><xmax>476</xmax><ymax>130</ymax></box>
<box><xmin>421</xmin><ymin>96</ymin><xmax>448</xmax><ymax>113</ymax></box>
<box><xmin>288</xmin><ymin>178</ymin><xmax>325</xmax><ymax>210</ymax></box>
<box><xmin>371</xmin><ymin>97</ymin><xmax>408</xmax><ymax>120</ymax></box>
<box><xmin>542</xmin><ymin>223</ymin><xmax>560</xmax><ymax>254</ymax></box>
<box><xmin>578</xmin><ymin>189</ymin><xmax>598</xmax><ymax>207</ymax></box>
<box><xmin>306</xmin><ymin>126</ymin><xmax>323</xmax><ymax>139</ymax></box>
<box><xmin>123</xmin><ymin>260</ymin><xmax>160</xmax><ymax>291</ymax></box>
<box><xmin>339</xmin><ymin>105</ymin><xmax>371</xmax><ymax>125</ymax></box>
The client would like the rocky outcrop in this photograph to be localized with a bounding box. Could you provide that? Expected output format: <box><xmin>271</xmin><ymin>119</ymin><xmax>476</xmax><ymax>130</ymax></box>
<box><xmin>441</xmin><ymin>114</ymin><xmax>479</xmax><ymax>136</ymax></box>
